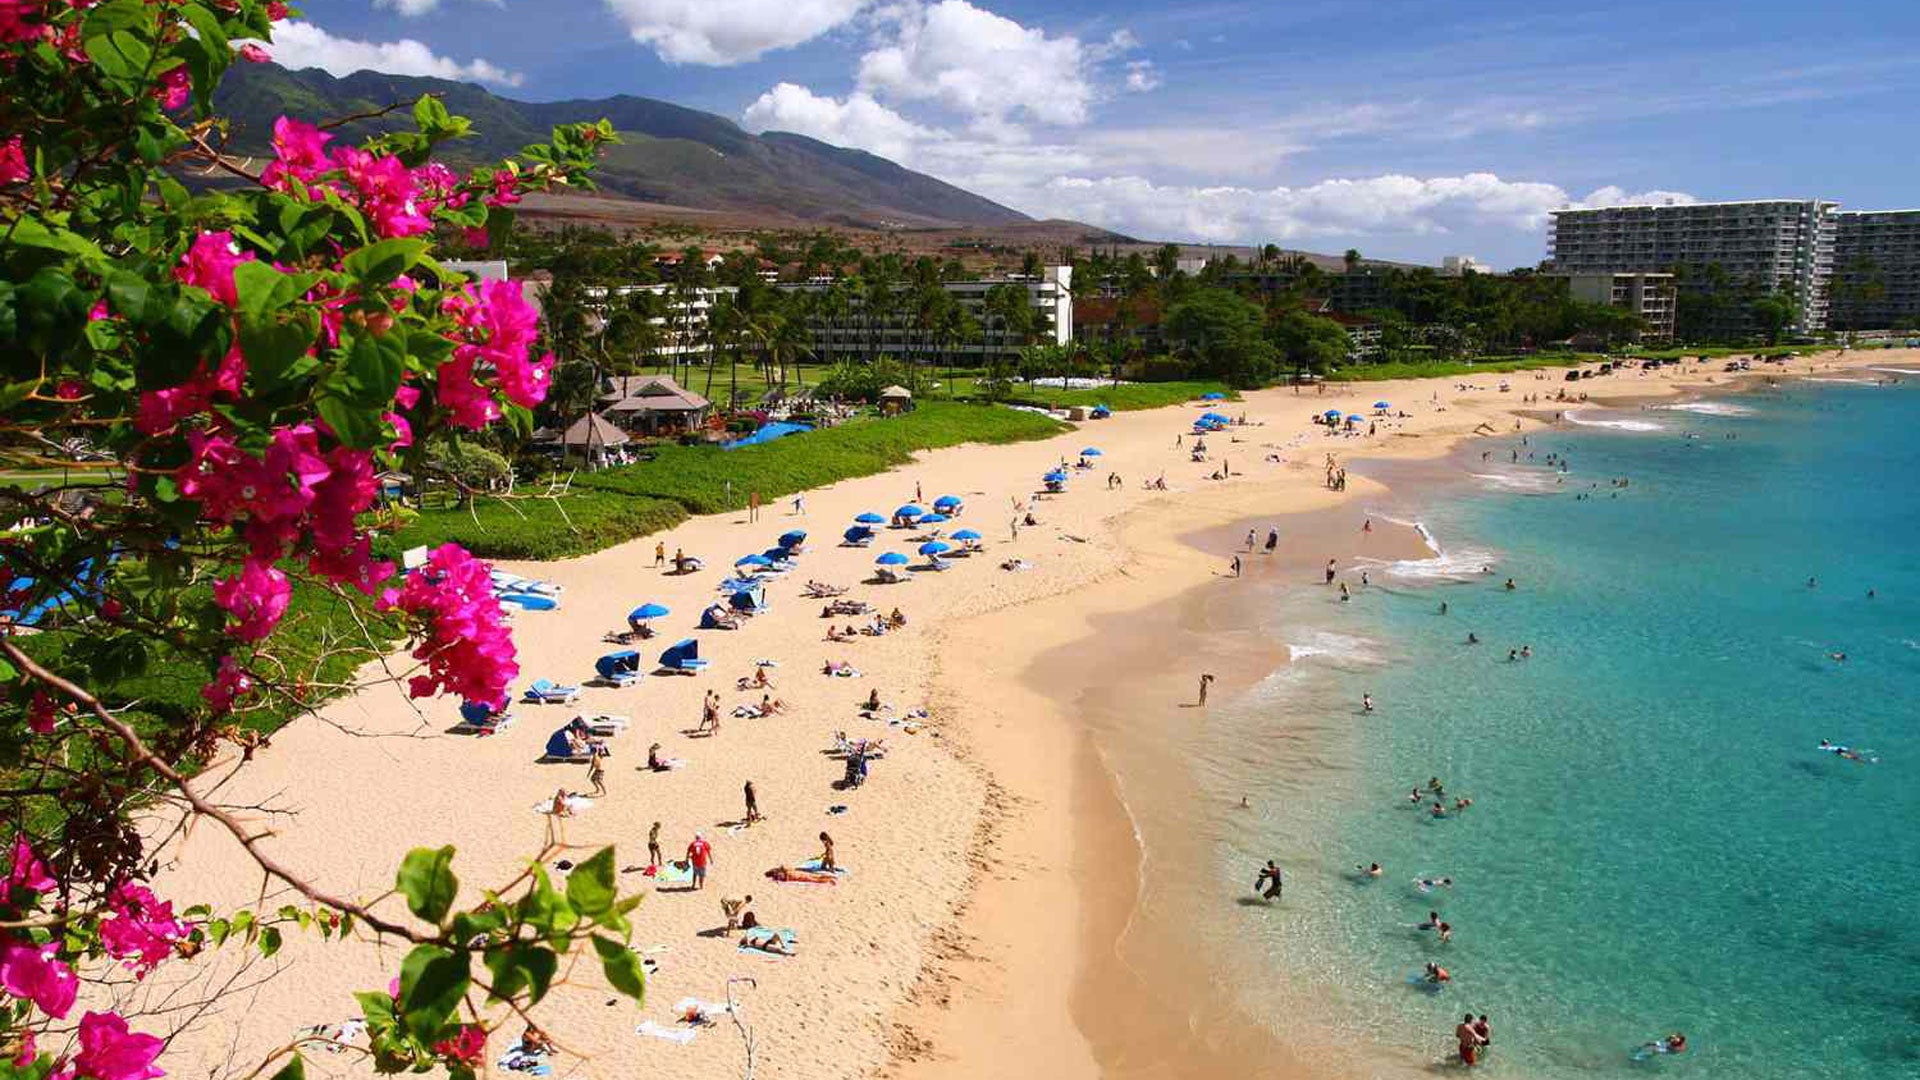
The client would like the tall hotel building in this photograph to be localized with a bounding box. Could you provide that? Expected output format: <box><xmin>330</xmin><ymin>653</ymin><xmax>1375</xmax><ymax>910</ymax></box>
<box><xmin>1828</xmin><ymin>210</ymin><xmax>1920</xmax><ymax>331</ymax></box>
<box><xmin>1546</xmin><ymin>200</ymin><xmax>1838</xmax><ymax>333</ymax></box>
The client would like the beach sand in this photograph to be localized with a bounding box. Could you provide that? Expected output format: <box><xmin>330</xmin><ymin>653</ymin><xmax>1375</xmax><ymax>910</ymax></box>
<box><xmin>131</xmin><ymin>350</ymin><xmax>1907</xmax><ymax>1080</ymax></box>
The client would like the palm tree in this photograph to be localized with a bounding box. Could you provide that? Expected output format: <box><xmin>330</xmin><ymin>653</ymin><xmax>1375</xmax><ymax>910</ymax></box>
<box><xmin>1343</xmin><ymin>248</ymin><xmax>1362</xmax><ymax>275</ymax></box>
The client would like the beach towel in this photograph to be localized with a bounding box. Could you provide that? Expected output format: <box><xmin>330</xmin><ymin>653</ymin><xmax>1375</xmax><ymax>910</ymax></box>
<box><xmin>496</xmin><ymin>1049</ymin><xmax>552</xmax><ymax>1075</ymax></box>
<box><xmin>649</xmin><ymin>861</ymin><xmax>694</xmax><ymax>886</ymax></box>
<box><xmin>533</xmin><ymin>795</ymin><xmax>593</xmax><ymax>815</ymax></box>
<box><xmin>671</xmin><ymin>997</ymin><xmax>734</xmax><ymax>1021</ymax></box>
<box><xmin>636</xmin><ymin>1021</ymin><xmax>696</xmax><ymax>1045</ymax></box>
<box><xmin>739</xmin><ymin>927</ymin><xmax>797</xmax><ymax>955</ymax></box>
<box><xmin>796</xmin><ymin>859</ymin><xmax>848</xmax><ymax>875</ymax></box>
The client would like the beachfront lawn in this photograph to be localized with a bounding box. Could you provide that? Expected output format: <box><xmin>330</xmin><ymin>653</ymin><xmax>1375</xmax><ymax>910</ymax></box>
<box><xmin>1325</xmin><ymin>356</ymin><xmax>1592</xmax><ymax>382</ymax></box>
<box><xmin>392</xmin><ymin>489</ymin><xmax>689</xmax><ymax>561</ymax></box>
<box><xmin>572</xmin><ymin>401</ymin><xmax>1066</xmax><ymax>515</ymax></box>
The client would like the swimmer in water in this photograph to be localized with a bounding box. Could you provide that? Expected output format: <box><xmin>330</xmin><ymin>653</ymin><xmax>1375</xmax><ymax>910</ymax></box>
<box><xmin>1419</xmin><ymin>911</ymin><xmax>1442</xmax><ymax>930</ymax></box>
<box><xmin>1415</xmin><ymin>877</ymin><xmax>1454</xmax><ymax>892</ymax></box>
<box><xmin>1430</xmin><ymin>801</ymin><xmax>1448</xmax><ymax>818</ymax></box>
<box><xmin>1508</xmin><ymin>648</ymin><xmax>1519</xmax><ymax>662</ymax></box>
<box><xmin>1467</xmin><ymin>632</ymin><xmax>1480</xmax><ymax>644</ymax></box>
<box><xmin>1408</xmin><ymin>787</ymin><xmax>1424</xmax><ymax>803</ymax></box>
<box><xmin>1439</xmin><ymin>921</ymin><xmax>1454</xmax><ymax>943</ymax></box>
<box><xmin>1808</xmin><ymin>577</ymin><xmax>1818</xmax><ymax>589</ymax></box>
<box><xmin>1504</xmin><ymin>578</ymin><xmax>1516</xmax><ymax>591</ymax></box>
<box><xmin>1828</xmin><ymin>651</ymin><xmax>1847</xmax><ymax>663</ymax></box>
<box><xmin>1428</xmin><ymin>777</ymin><xmax>1445</xmax><ymax>795</ymax></box>
<box><xmin>1636</xmin><ymin>1033</ymin><xmax>1687</xmax><ymax>1057</ymax></box>
<box><xmin>1423</xmin><ymin>962</ymin><xmax>1450</xmax><ymax>985</ymax></box>
<box><xmin>1357</xmin><ymin>862</ymin><xmax>1383</xmax><ymax>878</ymax></box>
<box><xmin>1439</xmin><ymin>601</ymin><xmax>1449</xmax><ymax>615</ymax></box>
<box><xmin>1520</xmin><ymin>644</ymin><xmax>1532</xmax><ymax>659</ymax></box>
<box><xmin>1339</xmin><ymin>582</ymin><xmax>1352</xmax><ymax>601</ymax></box>
<box><xmin>1362</xmin><ymin>693</ymin><xmax>1374</xmax><ymax>712</ymax></box>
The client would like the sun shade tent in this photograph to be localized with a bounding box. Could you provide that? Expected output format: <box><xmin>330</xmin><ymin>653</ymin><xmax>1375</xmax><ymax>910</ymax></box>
<box><xmin>595</xmin><ymin>650</ymin><xmax>642</xmax><ymax>684</ymax></box>
<box><xmin>730</xmin><ymin>584</ymin><xmax>769</xmax><ymax>612</ymax></box>
<box><xmin>778</xmin><ymin>530</ymin><xmax>807</xmax><ymax>548</ymax></box>
<box><xmin>659</xmin><ymin>638</ymin><xmax>708</xmax><ymax>672</ymax></box>
<box><xmin>544</xmin><ymin>726</ymin><xmax>588</xmax><ymax>760</ymax></box>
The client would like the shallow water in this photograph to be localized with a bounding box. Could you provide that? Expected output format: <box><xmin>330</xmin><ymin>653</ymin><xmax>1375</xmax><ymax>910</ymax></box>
<box><xmin>1167</xmin><ymin>381</ymin><xmax>1920</xmax><ymax>1077</ymax></box>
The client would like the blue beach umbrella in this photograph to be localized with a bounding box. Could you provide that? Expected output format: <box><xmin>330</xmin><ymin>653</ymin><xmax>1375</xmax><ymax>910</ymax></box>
<box><xmin>894</xmin><ymin>504</ymin><xmax>925</xmax><ymax>519</ymax></box>
<box><xmin>736</xmin><ymin>554</ymin><xmax>772</xmax><ymax>568</ymax></box>
<box><xmin>1374</xmin><ymin>400</ymin><xmax>1391</xmax><ymax>409</ymax></box>
<box><xmin>762</xmin><ymin>547</ymin><xmax>794</xmax><ymax>562</ymax></box>
<box><xmin>1044</xmin><ymin>470</ymin><xmax>1068</xmax><ymax>482</ymax></box>
<box><xmin>919</xmin><ymin>513</ymin><xmax>950</xmax><ymax>524</ymax></box>
<box><xmin>854</xmin><ymin>512</ymin><xmax>886</xmax><ymax>524</ymax></box>
<box><xmin>951</xmin><ymin>529</ymin><xmax>982</xmax><ymax>541</ymax></box>
<box><xmin>1348</xmin><ymin>413</ymin><xmax>1365</xmax><ymax>422</ymax></box>
<box><xmin>1323</xmin><ymin>408</ymin><xmax>1342</xmax><ymax>418</ymax></box>
<box><xmin>919</xmin><ymin>541</ymin><xmax>951</xmax><ymax>556</ymax></box>
<box><xmin>1201</xmin><ymin>391</ymin><xmax>1226</xmax><ymax>400</ymax></box>
<box><xmin>876</xmin><ymin>552</ymin><xmax>910</xmax><ymax>566</ymax></box>
<box><xmin>933</xmin><ymin>495</ymin><xmax>962</xmax><ymax>509</ymax></box>
<box><xmin>629</xmin><ymin>603</ymin><xmax>670</xmax><ymax>621</ymax></box>
<box><xmin>1080</xmin><ymin>447</ymin><xmax>1102</xmax><ymax>456</ymax></box>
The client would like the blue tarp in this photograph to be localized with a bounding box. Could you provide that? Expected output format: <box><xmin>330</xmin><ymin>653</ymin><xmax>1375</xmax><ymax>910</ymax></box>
<box><xmin>721</xmin><ymin>422</ymin><xmax>814</xmax><ymax>450</ymax></box>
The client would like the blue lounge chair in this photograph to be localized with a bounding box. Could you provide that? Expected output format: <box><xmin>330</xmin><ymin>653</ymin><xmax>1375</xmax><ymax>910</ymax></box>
<box><xmin>522</xmin><ymin>678</ymin><xmax>580</xmax><ymax>705</ymax></box>
<box><xmin>594</xmin><ymin>650</ymin><xmax>643</xmax><ymax>687</ymax></box>
<box><xmin>659</xmin><ymin>638</ymin><xmax>709</xmax><ymax>674</ymax></box>
<box><xmin>452</xmin><ymin>700</ymin><xmax>513</xmax><ymax>735</ymax></box>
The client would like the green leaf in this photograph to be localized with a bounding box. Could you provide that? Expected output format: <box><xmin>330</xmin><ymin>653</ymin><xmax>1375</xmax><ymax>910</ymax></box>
<box><xmin>343</xmin><ymin>238</ymin><xmax>430</xmax><ymax>286</ymax></box>
<box><xmin>233</xmin><ymin>262</ymin><xmax>300</xmax><ymax>320</ymax></box>
<box><xmin>514</xmin><ymin>866</ymin><xmax>578</xmax><ymax>944</ymax></box>
<box><xmin>266</xmin><ymin>1052</ymin><xmax>304</xmax><ymax>1080</ymax></box>
<box><xmin>82</xmin><ymin>4</ymin><xmax>155</xmax><ymax>81</ymax></box>
<box><xmin>240</xmin><ymin>311</ymin><xmax>320</xmax><ymax>390</ymax></box>
<box><xmin>340</xmin><ymin>331</ymin><xmax>406</xmax><ymax>406</ymax></box>
<box><xmin>564</xmin><ymin>847</ymin><xmax>617</xmax><ymax>917</ymax></box>
<box><xmin>395</xmin><ymin>846</ymin><xmax>458</xmax><ymax>924</ymax></box>
<box><xmin>316</xmin><ymin>394</ymin><xmax>385</xmax><ymax>451</ymax></box>
<box><xmin>482</xmin><ymin>943</ymin><xmax>557</xmax><ymax>1006</ymax></box>
<box><xmin>258</xmin><ymin>926</ymin><xmax>282</xmax><ymax>957</ymax></box>
<box><xmin>397</xmin><ymin>944</ymin><xmax>469</xmax><ymax>1037</ymax></box>
<box><xmin>7</xmin><ymin>216</ymin><xmax>106</xmax><ymax>261</ymax></box>
<box><xmin>0</xmin><ymin>658</ymin><xmax>18</xmax><ymax>682</ymax></box>
<box><xmin>0</xmin><ymin>382</ymin><xmax>37</xmax><ymax>413</ymax></box>
<box><xmin>449</xmin><ymin>903</ymin><xmax>508</xmax><ymax>945</ymax></box>
<box><xmin>413</xmin><ymin>94</ymin><xmax>452</xmax><ymax>135</ymax></box>
<box><xmin>591</xmin><ymin>935</ymin><xmax>646</xmax><ymax>1003</ymax></box>
<box><xmin>354</xmin><ymin>989</ymin><xmax>396</xmax><ymax>1031</ymax></box>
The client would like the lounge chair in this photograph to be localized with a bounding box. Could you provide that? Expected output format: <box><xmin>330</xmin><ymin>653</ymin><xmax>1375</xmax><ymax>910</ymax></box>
<box><xmin>498</xmin><ymin>591</ymin><xmax>559</xmax><ymax>612</ymax></box>
<box><xmin>594</xmin><ymin>651</ymin><xmax>643</xmax><ymax>687</ymax></box>
<box><xmin>699</xmin><ymin>606</ymin><xmax>741</xmax><ymax>630</ymax></box>
<box><xmin>580</xmin><ymin>714</ymin><xmax>630</xmax><ymax>736</ymax></box>
<box><xmin>874</xmin><ymin>568</ymin><xmax>905</xmax><ymax>585</ymax></box>
<box><xmin>658</xmin><ymin>639</ymin><xmax>710</xmax><ymax>674</ymax></box>
<box><xmin>522</xmin><ymin>679</ymin><xmax>581</xmax><ymax>705</ymax></box>
<box><xmin>490</xmin><ymin>570</ymin><xmax>562</xmax><ymax>597</ymax></box>
<box><xmin>452</xmin><ymin>700</ymin><xmax>514</xmax><ymax>735</ymax></box>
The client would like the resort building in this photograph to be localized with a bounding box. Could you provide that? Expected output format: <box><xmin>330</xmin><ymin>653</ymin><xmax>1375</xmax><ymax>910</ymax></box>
<box><xmin>597</xmin><ymin>374</ymin><xmax>712</xmax><ymax>435</ymax></box>
<box><xmin>1546</xmin><ymin>199</ymin><xmax>1838</xmax><ymax>333</ymax></box>
<box><xmin>1828</xmin><ymin>209</ymin><xmax>1920</xmax><ymax>331</ymax></box>
<box><xmin>1557</xmin><ymin>272</ymin><xmax>1678</xmax><ymax>343</ymax></box>
<box><xmin>781</xmin><ymin>266</ymin><xmax>1075</xmax><ymax>362</ymax></box>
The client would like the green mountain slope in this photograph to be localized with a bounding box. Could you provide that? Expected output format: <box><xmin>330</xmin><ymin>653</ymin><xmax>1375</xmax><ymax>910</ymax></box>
<box><xmin>214</xmin><ymin>64</ymin><xmax>1030</xmax><ymax>228</ymax></box>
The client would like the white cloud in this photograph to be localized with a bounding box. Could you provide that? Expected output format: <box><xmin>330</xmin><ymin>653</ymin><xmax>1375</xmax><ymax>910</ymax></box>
<box><xmin>372</xmin><ymin>0</ymin><xmax>503</xmax><ymax>17</ymax></box>
<box><xmin>601</xmin><ymin>0</ymin><xmax>868</xmax><ymax>65</ymax></box>
<box><xmin>1124</xmin><ymin>60</ymin><xmax>1161</xmax><ymax>93</ymax></box>
<box><xmin>1011</xmin><ymin>174</ymin><xmax>1699</xmax><ymax>249</ymax></box>
<box><xmin>857</xmin><ymin>0</ymin><xmax>1111</xmax><ymax>133</ymax></box>
<box><xmin>742</xmin><ymin>82</ymin><xmax>936</xmax><ymax>163</ymax></box>
<box><xmin>266</xmin><ymin>21</ymin><xmax>523</xmax><ymax>85</ymax></box>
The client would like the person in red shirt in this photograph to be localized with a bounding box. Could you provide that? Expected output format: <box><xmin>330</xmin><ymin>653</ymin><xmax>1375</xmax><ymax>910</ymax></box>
<box><xmin>687</xmin><ymin>833</ymin><xmax>713</xmax><ymax>889</ymax></box>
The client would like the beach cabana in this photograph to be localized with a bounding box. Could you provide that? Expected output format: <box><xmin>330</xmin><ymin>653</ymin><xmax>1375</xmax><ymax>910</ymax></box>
<box><xmin>594</xmin><ymin>650</ymin><xmax>643</xmax><ymax>687</ymax></box>
<box><xmin>659</xmin><ymin>638</ymin><xmax>709</xmax><ymax>673</ymax></box>
<box><xmin>778</xmin><ymin>530</ymin><xmax>807</xmax><ymax>550</ymax></box>
<box><xmin>878</xmin><ymin>385</ymin><xmax>914</xmax><ymax>415</ymax></box>
<box><xmin>843</xmin><ymin>525</ymin><xmax>876</xmax><ymax>547</ymax></box>
<box><xmin>729</xmin><ymin>584</ymin><xmax>769</xmax><ymax>613</ymax></box>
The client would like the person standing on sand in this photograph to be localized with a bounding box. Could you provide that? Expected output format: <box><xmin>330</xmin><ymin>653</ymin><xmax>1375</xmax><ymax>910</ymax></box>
<box><xmin>743</xmin><ymin>780</ymin><xmax>762</xmax><ymax>824</ymax></box>
<box><xmin>654</xmin><ymin>541</ymin><xmax>666</xmax><ymax>568</ymax></box>
<box><xmin>648</xmin><ymin>821</ymin><xmax>663</xmax><ymax>868</ymax></box>
<box><xmin>1231</xmin><ymin>555</ymin><xmax>1242</xmax><ymax>578</ymax></box>
<box><xmin>1326</xmin><ymin>558</ymin><xmax>1338</xmax><ymax>584</ymax></box>
<box><xmin>588</xmin><ymin>753</ymin><xmax>606</xmax><ymax>798</ymax></box>
<box><xmin>749</xmin><ymin>491</ymin><xmax>760</xmax><ymax>523</ymax></box>
<box><xmin>1265</xmin><ymin>527</ymin><xmax>1279</xmax><ymax>553</ymax></box>
<box><xmin>818</xmin><ymin>831</ymin><xmax>837</xmax><ymax>871</ymax></box>
<box><xmin>1246</xmin><ymin>528</ymin><xmax>1257</xmax><ymax>551</ymax></box>
<box><xmin>915</xmin><ymin>480</ymin><xmax>923</xmax><ymax>503</ymax></box>
<box><xmin>1254</xmin><ymin>860</ymin><xmax>1283</xmax><ymax>900</ymax></box>
<box><xmin>1198</xmin><ymin>673</ymin><xmax>1216</xmax><ymax>705</ymax></box>
<box><xmin>793</xmin><ymin>494</ymin><xmax>805</xmax><ymax>515</ymax></box>
<box><xmin>687</xmin><ymin>833</ymin><xmax>713</xmax><ymax>890</ymax></box>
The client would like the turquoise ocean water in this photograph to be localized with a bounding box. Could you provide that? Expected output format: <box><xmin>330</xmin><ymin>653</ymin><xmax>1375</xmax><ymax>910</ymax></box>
<box><xmin>1178</xmin><ymin>377</ymin><xmax>1920</xmax><ymax>1076</ymax></box>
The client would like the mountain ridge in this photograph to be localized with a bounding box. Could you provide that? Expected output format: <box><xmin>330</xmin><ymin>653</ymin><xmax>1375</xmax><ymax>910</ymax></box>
<box><xmin>214</xmin><ymin>64</ymin><xmax>1031</xmax><ymax>229</ymax></box>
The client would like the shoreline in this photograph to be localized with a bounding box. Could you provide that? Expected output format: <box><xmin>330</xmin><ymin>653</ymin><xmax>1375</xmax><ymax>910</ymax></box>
<box><xmin>885</xmin><ymin>350</ymin><xmax>1908</xmax><ymax>1080</ymax></box>
<box><xmin>138</xmin><ymin>350</ymin><xmax>1906</xmax><ymax>1080</ymax></box>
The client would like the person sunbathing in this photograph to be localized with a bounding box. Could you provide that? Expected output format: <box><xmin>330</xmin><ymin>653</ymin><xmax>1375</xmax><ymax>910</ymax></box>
<box><xmin>742</xmin><ymin>929</ymin><xmax>791</xmax><ymax>954</ymax></box>
<box><xmin>548</xmin><ymin>788</ymin><xmax>574</xmax><ymax>818</ymax></box>
<box><xmin>761</xmin><ymin>694</ymin><xmax>787</xmax><ymax>715</ymax></box>
<box><xmin>765</xmin><ymin>865</ymin><xmax>838</xmax><ymax>885</ymax></box>
<box><xmin>826</xmin><ymin>624</ymin><xmax>847</xmax><ymax>642</ymax></box>
<box><xmin>517</xmin><ymin>1025</ymin><xmax>556</xmax><ymax>1056</ymax></box>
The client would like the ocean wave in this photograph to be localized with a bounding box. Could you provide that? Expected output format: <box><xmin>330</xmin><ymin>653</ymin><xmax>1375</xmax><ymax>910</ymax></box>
<box><xmin>1364</xmin><ymin>512</ymin><xmax>1442</xmax><ymax>553</ymax></box>
<box><xmin>1564</xmin><ymin>409</ymin><xmax>1663</xmax><ymax>432</ymax></box>
<box><xmin>1654</xmin><ymin>401</ymin><xmax>1755</xmax><ymax>417</ymax></box>
<box><xmin>1867</xmin><ymin>367</ymin><xmax>1920</xmax><ymax>375</ymax></box>
<box><xmin>1287</xmin><ymin>630</ymin><xmax>1382</xmax><ymax>665</ymax></box>
<box><xmin>1359</xmin><ymin>548</ymin><xmax>1502</xmax><ymax>582</ymax></box>
<box><xmin>1470</xmin><ymin>471</ymin><xmax>1562</xmax><ymax>494</ymax></box>
<box><xmin>1803</xmin><ymin>377</ymin><xmax>1878</xmax><ymax>384</ymax></box>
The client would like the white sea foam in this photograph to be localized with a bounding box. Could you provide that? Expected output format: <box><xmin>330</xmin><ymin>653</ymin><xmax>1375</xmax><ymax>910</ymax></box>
<box><xmin>1563</xmin><ymin>409</ymin><xmax>1663</xmax><ymax>432</ymax></box>
<box><xmin>1363</xmin><ymin>512</ymin><xmax>1442</xmax><ymax>553</ymax></box>
<box><xmin>1470</xmin><ymin>471</ymin><xmax>1562</xmax><ymax>494</ymax></box>
<box><xmin>1654</xmin><ymin>401</ymin><xmax>1755</xmax><ymax>417</ymax></box>
<box><xmin>1803</xmin><ymin>377</ymin><xmax>1878</xmax><ymax>384</ymax></box>
<box><xmin>1286</xmin><ymin>630</ymin><xmax>1382</xmax><ymax>665</ymax></box>
<box><xmin>1867</xmin><ymin>367</ymin><xmax>1920</xmax><ymax>376</ymax></box>
<box><xmin>1360</xmin><ymin>547</ymin><xmax>1502</xmax><ymax>582</ymax></box>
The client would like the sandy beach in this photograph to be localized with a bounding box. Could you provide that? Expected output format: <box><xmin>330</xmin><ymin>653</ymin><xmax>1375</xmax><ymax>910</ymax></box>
<box><xmin>131</xmin><ymin>349</ymin><xmax>1909</xmax><ymax>1080</ymax></box>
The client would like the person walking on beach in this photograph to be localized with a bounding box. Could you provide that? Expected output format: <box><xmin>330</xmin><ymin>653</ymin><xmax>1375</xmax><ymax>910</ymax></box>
<box><xmin>748</xmin><ymin>490</ymin><xmax>761</xmax><ymax>523</ymax></box>
<box><xmin>792</xmin><ymin>494</ymin><xmax>805</xmax><ymax>515</ymax></box>
<box><xmin>1246</xmin><ymin>528</ymin><xmax>1257</xmax><ymax>551</ymax></box>
<box><xmin>687</xmin><ymin>833</ymin><xmax>713</xmax><ymax>890</ymax></box>
<box><xmin>647</xmin><ymin>821</ymin><xmax>663</xmax><ymax>868</ymax></box>
<box><xmin>1231</xmin><ymin>555</ymin><xmax>1242</xmax><ymax>578</ymax></box>
<box><xmin>743</xmin><ymin>780</ymin><xmax>762</xmax><ymax>825</ymax></box>
<box><xmin>1325</xmin><ymin>558</ymin><xmax>1337</xmax><ymax>584</ymax></box>
<box><xmin>1457</xmin><ymin>1014</ymin><xmax>1485</xmax><ymax>1066</ymax></box>
<box><xmin>1254</xmin><ymin>860</ymin><xmax>1283</xmax><ymax>901</ymax></box>
<box><xmin>1265</xmin><ymin>527</ymin><xmax>1279</xmax><ymax>553</ymax></box>
<box><xmin>654</xmin><ymin>540</ymin><xmax>666</xmax><ymax>568</ymax></box>
<box><xmin>818</xmin><ymin>831</ymin><xmax>837</xmax><ymax>871</ymax></box>
<box><xmin>1198</xmin><ymin>673</ymin><xmax>1216</xmax><ymax>706</ymax></box>
<box><xmin>588</xmin><ymin>752</ymin><xmax>607</xmax><ymax>798</ymax></box>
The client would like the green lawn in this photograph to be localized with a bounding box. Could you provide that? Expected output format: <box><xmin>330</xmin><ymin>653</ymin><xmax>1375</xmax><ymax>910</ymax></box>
<box><xmin>1324</xmin><ymin>355</ymin><xmax>1591</xmax><ymax>382</ymax></box>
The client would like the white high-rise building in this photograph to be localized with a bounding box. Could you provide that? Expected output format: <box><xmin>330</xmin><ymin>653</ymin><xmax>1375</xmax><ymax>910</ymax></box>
<box><xmin>1547</xmin><ymin>199</ymin><xmax>1838</xmax><ymax>333</ymax></box>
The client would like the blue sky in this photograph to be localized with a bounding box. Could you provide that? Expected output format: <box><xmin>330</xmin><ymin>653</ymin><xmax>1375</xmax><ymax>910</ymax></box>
<box><xmin>280</xmin><ymin>0</ymin><xmax>1920</xmax><ymax>267</ymax></box>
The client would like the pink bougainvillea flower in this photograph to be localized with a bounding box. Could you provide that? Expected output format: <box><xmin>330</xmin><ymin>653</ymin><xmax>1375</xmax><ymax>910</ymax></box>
<box><xmin>459</xmin><ymin>226</ymin><xmax>490</xmax><ymax>251</ymax></box>
<box><xmin>25</xmin><ymin>691</ymin><xmax>56</xmax><ymax>736</ymax></box>
<box><xmin>54</xmin><ymin>380</ymin><xmax>82</xmax><ymax>400</ymax></box>
<box><xmin>262</xmin><ymin>117</ymin><xmax>332</xmax><ymax>190</ymax></box>
<box><xmin>432</xmin><ymin>1024</ymin><xmax>486</xmax><ymax>1065</ymax></box>
<box><xmin>211</xmin><ymin>561</ymin><xmax>292</xmax><ymax>641</ymax></box>
<box><xmin>5</xmin><ymin>834</ymin><xmax>55</xmax><ymax>897</ymax></box>
<box><xmin>0</xmin><ymin>942</ymin><xmax>79</xmax><ymax>1019</ymax></box>
<box><xmin>11</xmin><ymin>1029</ymin><xmax>34</xmax><ymax>1068</ymax></box>
<box><xmin>236</xmin><ymin>43</ymin><xmax>270</xmax><ymax>63</ymax></box>
<box><xmin>73</xmin><ymin>1011</ymin><xmax>164</xmax><ymax>1080</ymax></box>
<box><xmin>155</xmin><ymin>66</ymin><xmax>190</xmax><ymax>111</ymax></box>
<box><xmin>0</xmin><ymin>0</ymin><xmax>47</xmax><ymax>44</ymax></box>
<box><xmin>200</xmin><ymin>656</ymin><xmax>254</xmax><ymax>714</ymax></box>
<box><xmin>98</xmin><ymin>884</ymin><xmax>190</xmax><ymax>978</ymax></box>
<box><xmin>0</xmin><ymin>136</ymin><xmax>27</xmax><ymax>185</ymax></box>
<box><xmin>174</xmin><ymin>232</ymin><xmax>253</xmax><ymax>308</ymax></box>
<box><xmin>390</xmin><ymin>544</ymin><xmax>518</xmax><ymax>708</ymax></box>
